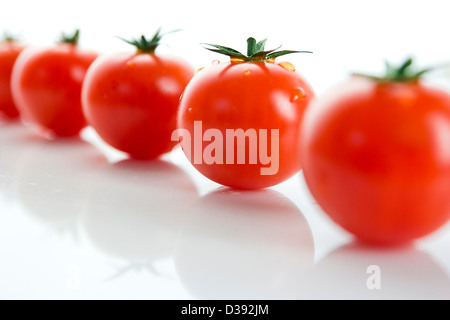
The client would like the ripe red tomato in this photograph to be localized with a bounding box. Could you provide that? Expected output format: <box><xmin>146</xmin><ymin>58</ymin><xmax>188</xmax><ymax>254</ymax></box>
<box><xmin>82</xmin><ymin>30</ymin><xmax>193</xmax><ymax>160</ymax></box>
<box><xmin>11</xmin><ymin>30</ymin><xmax>97</xmax><ymax>137</ymax></box>
<box><xmin>302</xmin><ymin>59</ymin><xmax>450</xmax><ymax>245</ymax></box>
<box><xmin>0</xmin><ymin>38</ymin><xmax>24</xmax><ymax>120</ymax></box>
<box><xmin>177</xmin><ymin>38</ymin><xmax>314</xmax><ymax>189</ymax></box>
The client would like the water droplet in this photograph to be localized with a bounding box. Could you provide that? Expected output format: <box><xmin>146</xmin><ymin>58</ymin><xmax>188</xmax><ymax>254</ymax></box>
<box><xmin>290</xmin><ymin>87</ymin><xmax>306</xmax><ymax>102</ymax></box>
<box><xmin>195</xmin><ymin>67</ymin><xmax>205</xmax><ymax>74</ymax></box>
<box><xmin>188</xmin><ymin>107</ymin><xmax>193</xmax><ymax>113</ymax></box>
<box><xmin>127</xmin><ymin>61</ymin><xmax>136</xmax><ymax>68</ymax></box>
<box><xmin>211</xmin><ymin>59</ymin><xmax>220</xmax><ymax>65</ymax></box>
<box><xmin>244</xmin><ymin>70</ymin><xmax>251</xmax><ymax>76</ymax></box>
<box><xmin>278</xmin><ymin>61</ymin><xmax>296</xmax><ymax>71</ymax></box>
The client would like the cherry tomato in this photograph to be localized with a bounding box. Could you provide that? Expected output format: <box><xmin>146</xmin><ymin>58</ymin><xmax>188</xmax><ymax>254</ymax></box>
<box><xmin>302</xmin><ymin>58</ymin><xmax>450</xmax><ymax>245</ymax></box>
<box><xmin>177</xmin><ymin>38</ymin><xmax>314</xmax><ymax>190</ymax></box>
<box><xmin>0</xmin><ymin>37</ymin><xmax>24</xmax><ymax>120</ymax></box>
<box><xmin>82</xmin><ymin>30</ymin><xmax>193</xmax><ymax>160</ymax></box>
<box><xmin>11</xmin><ymin>30</ymin><xmax>97</xmax><ymax>137</ymax></box>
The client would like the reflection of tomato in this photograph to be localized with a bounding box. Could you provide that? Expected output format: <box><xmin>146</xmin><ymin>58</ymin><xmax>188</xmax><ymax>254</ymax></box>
<box><xmin>11</xmin><ymin>137</ymin><xmax>103</xmax><ymax>229</ymax></box>
<box><xmin>0</xmin><ymin>40</ymin><xmax>24</xmax><ymax>119</ymax></box>
<box><xmin>174</xmin><ymin>188</ymin><xmax>314</xmax><ymax>299</ymax></box>
<box><xmin>82</xmin><ymin>31</ymin><xmax>193</xmax><ymax>159</ymax></box>
<box><xmin>81</xmin><ymin>160</ymin><xmax>198</xmax><ymax>263</ymax></box>
<box><xmin>11</xmin><ymin>30</ymin><xmax>97</xmax><ymax>137</ymax></box>
<box><xmin>298</xmin><ymin>242</ymin><xmax>450</xmax><ymax>299</ymax></box>
<box><xmin>302</xmin><ymin>59</ymin><xmax>450</xmax><ymax>245</ymax></box>
<box><xmin>178</xmin><ymin>38</ymin><xmax>314</xmax><ymax>189</ymax></box>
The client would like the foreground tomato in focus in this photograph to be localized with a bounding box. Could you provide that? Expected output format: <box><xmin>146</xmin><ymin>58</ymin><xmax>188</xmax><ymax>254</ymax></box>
<box><xmin>302</xmin><ymin>58</ymin><xmax>450</xmax><ymax>245</ymax></box>
<box><xmin>11</xmin><ymin>30</ymin><xmax>98</xmax><ymax>137</ymax></box>
<box><xmin>82</xmin><ymin>29</ymin><xmax>193</xmax><ymax>159</ymax></box>
<box><xmin>0</xmin><ymin>35</ymin><xmax>24</xmax><ymax>120</ymax></box>
<box><xmin>177</xmin><ymin>38</ymin><xmax>314</xmax><ymax>189</ymax></box>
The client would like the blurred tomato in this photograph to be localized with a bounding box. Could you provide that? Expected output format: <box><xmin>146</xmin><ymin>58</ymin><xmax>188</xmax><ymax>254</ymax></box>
<box><xmin>302</xmin><ymin>59</ymin><xmax>450</xmax><ymax>245</ymax></box>
<box><xmin>0</xmin><ymin>38</ymin><xmax>24</xmax><ymax>119</ymax></box>
<box><xmin>11</xmin><ymin>30</ymin><xmax>97</xmax><ymax>137</ymax></box>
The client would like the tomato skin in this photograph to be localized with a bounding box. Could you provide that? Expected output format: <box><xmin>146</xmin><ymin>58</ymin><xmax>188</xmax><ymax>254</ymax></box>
<box><xmin>178</xmin><ymin>61</ymin><xmax>314</xmax><ymax>190</ymax></box>
<box><xmin>11</xmin><ymin>44</ymin><xmax>98</xmax><ymax>137</ymax></box>
<box><xmin>302</xmin><ymin>77</ymin><xmax>450</xmax><ymax>245</ymax></box>
<box><xmin>82</xmin><ymin>53</ymin><xmax>193</xmax><ymax>160</ymax></box>
<box><xmin>0</xmin><ymin>42</ymin><xmax>24</xmax><ymax>119</ymax></box>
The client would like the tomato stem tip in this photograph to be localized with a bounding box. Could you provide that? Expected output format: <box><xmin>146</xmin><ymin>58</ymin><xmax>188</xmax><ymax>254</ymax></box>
<box><xmin>202</xmin><ymin>37</ymin><xmax>312</xmax><ymax>63</ymax></box>
<box><xmin>352</xmin><ymin>57</ymin><xmax>435</xmax><ymax>83</ymax></box>
<box><xmin>2</xmin><ymin>31</ymin><xmax>18</xmax><ymax>43</ymax></box>
<box><xmin>118</xmin><ymin>27</ymin><xmax>181</xmax><ymax>54</ymax></box>
<box><xmin>59</xmin><ymin>29</ymin><xmax>80</xmax><ymax>45</ymax></box>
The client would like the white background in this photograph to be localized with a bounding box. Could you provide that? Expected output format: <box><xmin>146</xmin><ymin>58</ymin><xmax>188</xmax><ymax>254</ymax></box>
<box><xmin>3</xmin><ymin>0</ymin><xmax>450</xmax><ymax>93</ymax></box>
<box><xmin>1</xmin><ymin>0</ymin><xmax>450</xmax><ymax>300</ymax></box>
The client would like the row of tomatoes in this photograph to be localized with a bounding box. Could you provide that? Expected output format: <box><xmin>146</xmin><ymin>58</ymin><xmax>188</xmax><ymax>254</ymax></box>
<box><xmin>1</xmin><ymin>29</ymin><xmax>450</xmax><ymax>246</ymax></box>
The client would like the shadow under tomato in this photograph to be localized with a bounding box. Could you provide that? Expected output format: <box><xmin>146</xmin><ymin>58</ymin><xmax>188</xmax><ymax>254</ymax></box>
<box><xmin>295</xmin><ymin>241</ymin><xmax>450</xmax><ymax>300</ymax></box>
<box><xmin>173</xmin><ymin>187</ymin><xmax>315</xmax><ymax>300</ymax></box>
<box><xmin>80</xmin><ymin>159</ymin><xmax>199</xmax><ymax>277</ymax></box>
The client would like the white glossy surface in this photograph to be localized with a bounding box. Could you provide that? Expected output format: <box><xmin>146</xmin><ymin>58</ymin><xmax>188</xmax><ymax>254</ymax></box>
<box><xmin>2</xmin><ymin>0</ymin><xmax>450</xmax><ymax>301</ymax></box>
<box><xmin>1</xmin><ymin>122</ymin><xmax>450</xmax><ymax>300</ymax></box>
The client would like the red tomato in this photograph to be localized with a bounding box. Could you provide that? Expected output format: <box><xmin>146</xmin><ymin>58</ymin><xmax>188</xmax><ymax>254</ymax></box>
<box><xmin>177</xmin><ymin>38</ymin><xmax>314</xmax><ymax>190</ymax></box>
<box><xmin>82</xmin><ymin>31</ymin><xmax>193</xmax><ymax>159</ymax></box>
<box><xmin>11</xmin><ymin>30</ymin><xmax>97</xmax><ymax>137</ymax></box>
<box><xmin>0</xmin><ymin>40</ymin><xmax>24</xmax><ymax>119</ymax></box>
<box><xmin>301</xmin><ymin>59</ymin><xmax>450</xmax><ymax>245</ymax></box>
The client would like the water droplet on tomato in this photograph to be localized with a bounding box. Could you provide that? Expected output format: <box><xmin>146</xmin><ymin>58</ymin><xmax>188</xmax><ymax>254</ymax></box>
<box><xmin>244</xmin><ymin>70</ymin><xmax>251</xmax><ymax>76</ymax></box>
<box><xmin>127</xmin><ymin>61</ymin><xmax>136</xmax><ymax>68</ymax></box>
<box><xmin>195</xmin><ymin>67</ymin><xmax>205</xmax><ymax>74</ymax></box>
<box><xmin>211</xmin><ymin>60</ymin><xmax>220</xmax><ymax>65</ymax></box>
<box><xmin>188</xmin><ymin>107</ymin><xmax>193</xmax><ymax>113</ymax></box>
<box><xmin>290</xmin><ymin>87</ymin><xmax>306</xmax><ymax>102</ymax></box>
<box><xmin>278</xmin><ymin>61</ymin><xmax>296</xmax><ymax>71</ymax></box>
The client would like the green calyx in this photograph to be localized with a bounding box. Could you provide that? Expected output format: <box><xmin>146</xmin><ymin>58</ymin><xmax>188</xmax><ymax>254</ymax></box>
<box><xmin>59</xmin><ymin>29</ymin><xmax>80</xmax><ymax>45</ymax></box>
<box><xmin>2</xmin><ymin>31</ymin><xmax>18</xmax><ymax>43</ymax></box>
<box><xmin>202</xmin><ymin>37</ymin><xmax>312</xmax><ymax>62</ymax></box>
<box><xmin>119</xmin><ymin>28</ymin><xmax>179</xmax><ymax>54</ymax></box>
<box><xmin>353</xmin><ymin>58</ymin><xmax>432</xmax><ymax>83</ymax></box>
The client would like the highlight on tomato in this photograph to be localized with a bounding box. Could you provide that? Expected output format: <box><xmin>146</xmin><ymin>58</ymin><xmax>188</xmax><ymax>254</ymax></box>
<box><xmin>0</xmin><ymin>33</ymin><xmax>24</xmax><ymax>120</ymax></box>
<box><xmin>301</xmin><ymin>58</ymin><xmax>450</xmax><ymax>245</ymax></box>
<box><xmin>11</xmin><ymin>30</ymin><xmax>98</xmax><ymax>137</ymax></box>
<box><xmin>82</xmin><ymin>29</ymin><xmax>194</xmax><ymax>160</ymax></box>
<box><xmin>176</xmin><ymin>37</ymin><xmax>314</xmax><ymax>190</ymax></box>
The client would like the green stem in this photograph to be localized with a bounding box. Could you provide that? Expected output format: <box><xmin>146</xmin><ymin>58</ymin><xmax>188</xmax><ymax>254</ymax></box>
<box><xmin>353</xmin><ymin>57</ymin><xmax>436</xmax><ymax>83</ymax></box>
<box><xmin>2</xmin><ymin>31</ymin><xmax>20</xmax><ymax>43</ymax></box>
<box><xmin>202</xmin><ymin>37</ymin><xmax>312</xmax><ymax>62</ymax></box>
<box><xmin>118</xmin><ymin>28</ymin><xmax>180</xmax><ymax>54</ymax></box>
<box><xmin>59</xmin><ymin>29</ymin><xmax>80</xmax><ymax>45</ymax></box>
